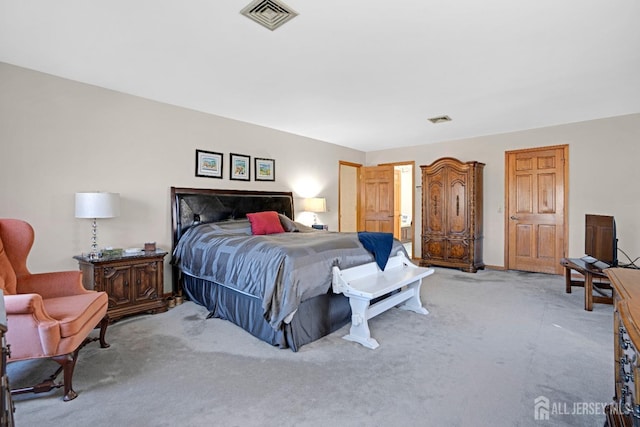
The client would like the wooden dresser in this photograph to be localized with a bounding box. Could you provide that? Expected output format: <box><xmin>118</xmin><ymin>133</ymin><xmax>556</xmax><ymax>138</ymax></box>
<box><xmin>605</xmin><ymin>268</ymin><xmax>640</xmax><ymax>426</ymax></box>
<box><xmin>420</xmin><ymin>157</ymin><xmax>485</xmax><ymax>273</ymax></box>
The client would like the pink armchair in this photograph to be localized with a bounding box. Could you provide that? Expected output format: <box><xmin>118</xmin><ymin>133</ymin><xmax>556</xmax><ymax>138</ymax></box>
<box><xmin>0</xmin><ymin>218</ymin><xmax>109</xmax><ymax>401</ymax></box>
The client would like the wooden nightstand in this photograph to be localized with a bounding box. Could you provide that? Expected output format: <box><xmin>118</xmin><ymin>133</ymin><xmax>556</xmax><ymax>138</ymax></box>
<box><xmin>74</xmin><ymin>250</ymin><xmax>168</xmax><ymax>321</ymax></box>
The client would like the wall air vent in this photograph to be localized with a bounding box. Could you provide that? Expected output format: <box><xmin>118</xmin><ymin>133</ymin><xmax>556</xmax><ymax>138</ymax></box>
<box><xmin>241</xmin><ymin>0</ymin><xmax>298</xmax><ymax>31</ymax></box>
<box><xmin>428</xmin><ymin>115</ymin><xmax>452</xmax><ymax>124</ymax></box>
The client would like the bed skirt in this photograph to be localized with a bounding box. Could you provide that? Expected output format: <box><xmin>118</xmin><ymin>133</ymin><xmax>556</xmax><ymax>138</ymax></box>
<box><xmin>182</xmin><ymin>275</ymin><xmax>351</xmax><ymax>351</ymax></box>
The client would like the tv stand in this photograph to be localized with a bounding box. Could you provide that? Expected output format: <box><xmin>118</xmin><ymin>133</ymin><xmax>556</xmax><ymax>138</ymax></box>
<box><xmin>561</xmin><ymin>257</ymin><xmax>612</xmax><ymax>311</ymax></box>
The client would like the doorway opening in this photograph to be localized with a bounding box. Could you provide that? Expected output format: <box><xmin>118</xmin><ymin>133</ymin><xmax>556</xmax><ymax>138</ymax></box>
<box><xmin>339</xmin><ymin>160</ymin><xmax>415</xmax><ymax>259</ymax></box>
<box><xmin>394</xmin><ymin>164</ymin><xmax>414</xmax><ymax>257</ymax></box>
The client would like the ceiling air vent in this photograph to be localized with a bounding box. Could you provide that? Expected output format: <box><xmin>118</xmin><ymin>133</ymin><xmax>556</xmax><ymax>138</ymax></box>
<box><xmin>428</xmin><ymin>115</ymin><xmax>452</xmax><ymax>124</ymax></box>
<box><xmin>241</xmin><ymin>0</ymin><xmax>298</xmax><ymax>31</ymax></box>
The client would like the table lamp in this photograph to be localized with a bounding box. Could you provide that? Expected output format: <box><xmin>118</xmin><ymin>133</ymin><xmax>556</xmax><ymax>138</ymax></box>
<box><xmin>303</xmin><ymin>197</ymin><xmax>326</xmax><ymax>225</ymax></box>
<box><xmin>75</xmin><ymin>192</ymin><xmax>120</xmax><ymax>259</ymax></box>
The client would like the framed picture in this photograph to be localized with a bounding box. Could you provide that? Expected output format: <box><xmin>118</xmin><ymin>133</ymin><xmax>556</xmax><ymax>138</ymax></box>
<box><xmin>230</xmin><ymin>153</ymin><xmax>251</xmax><ymax>181</ymax></box>
<box><xmin>195</xmin><ymin>149</ymin><xmax>223</xmax><ymax>179</ymax></box>
<box><xmin>254</xmin><ymin>158</ymin><xmax>275</xmax><ymax>181</ymax></box>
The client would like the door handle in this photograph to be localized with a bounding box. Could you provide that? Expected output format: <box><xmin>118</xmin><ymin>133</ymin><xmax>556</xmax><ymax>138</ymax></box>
<box><xmin>510</xmin><ymin>216</ymin><xmax>519</xmax><ymax>220</ymax></box>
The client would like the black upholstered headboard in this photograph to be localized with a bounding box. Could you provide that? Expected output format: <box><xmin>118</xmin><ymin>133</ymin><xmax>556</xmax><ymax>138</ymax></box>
<box><xmin>170</xmin><ymin>187</ymin><xmax>294</xmax><ymax>294</ymax></box>
<box><xmin>170</xmin><ymin>187</ymin><xmax>294</xmax><ymax>251</ymax></box>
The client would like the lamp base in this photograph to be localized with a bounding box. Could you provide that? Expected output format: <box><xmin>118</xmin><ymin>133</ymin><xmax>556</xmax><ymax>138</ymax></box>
<box><xmin>88</xmin><ymin>218</ymin><xmax>100</xmax><ymax>259</ymax></box>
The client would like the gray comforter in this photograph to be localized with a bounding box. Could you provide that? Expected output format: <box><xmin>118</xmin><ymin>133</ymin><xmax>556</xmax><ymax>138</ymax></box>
<box><xmin>172</xmin><ymin>222</ymin><xmax>406</xmax><ymax>329</ymax></box>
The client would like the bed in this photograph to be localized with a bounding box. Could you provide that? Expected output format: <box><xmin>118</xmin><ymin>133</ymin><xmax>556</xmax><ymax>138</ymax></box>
<box><xmin>170</xmin><ymin>187</ymin><xmax>406</xmax><ymax>351</ymax></box>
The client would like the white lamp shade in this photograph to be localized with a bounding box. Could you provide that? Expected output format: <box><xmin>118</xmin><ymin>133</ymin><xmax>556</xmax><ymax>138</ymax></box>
<box><xmin>75</xmin><ymin>192</ymin><xmax>120</xmax><ymax>218</ymax></box>
<box><xmin>303</xmin><ymin>197</ymin><xmax>326</xmax><ymax>213</ymax></box>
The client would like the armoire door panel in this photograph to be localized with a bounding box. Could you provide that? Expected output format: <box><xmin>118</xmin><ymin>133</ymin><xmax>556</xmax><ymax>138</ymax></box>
<box><xmin>425</xmin><ymin>168</ymin><xmax>445</xmax><ymax>234</ymax></box>
<box><xmin>427</xmin><ymin>182</ymin><xmax>444</xmax><ymax>233</ymax></box>
<box><xmin>446</xmin><ymin>239</ymin><xmax>469</xmax><ymax>261</ymax></box>
<box><xmin>423</xmin><ymin>237</ymin><xmax>446</xmax><ymax>261</ymax></box>
<box><xmin>448</xmin><ymin>180</ymin><xmax>467</xmax><ymax>234</ymax></box>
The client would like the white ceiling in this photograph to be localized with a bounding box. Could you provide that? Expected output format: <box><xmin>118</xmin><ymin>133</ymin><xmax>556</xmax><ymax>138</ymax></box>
<box><xmin>1</xmin><ymin>0</ymin><xmax>639</xmax><ymax>152</ymax></box>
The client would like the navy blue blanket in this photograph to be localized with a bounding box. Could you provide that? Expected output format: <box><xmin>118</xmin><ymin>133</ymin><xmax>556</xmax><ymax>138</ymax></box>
<box><xmin>357</xmin><ymin>232</ymin><xmax>394</xmax><ymax>271</ymax></box>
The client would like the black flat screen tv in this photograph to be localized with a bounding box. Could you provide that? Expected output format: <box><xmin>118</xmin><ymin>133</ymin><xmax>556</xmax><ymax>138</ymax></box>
<box><xmin>585</xmin><ymin>214</ymin><xmax>618</xmax><ymax>267</ymax></box>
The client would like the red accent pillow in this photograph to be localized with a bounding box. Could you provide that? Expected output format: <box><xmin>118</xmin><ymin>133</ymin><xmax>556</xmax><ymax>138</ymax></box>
<box><xmin>246</xmin><ymin>211</ymin><xmax>285</xmax><ymax>235</ymax></box>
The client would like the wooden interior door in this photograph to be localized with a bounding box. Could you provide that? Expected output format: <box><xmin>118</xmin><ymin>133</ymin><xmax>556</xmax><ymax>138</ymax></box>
<box><xmin>359</xmin><ymin>165</ymin><xmax>397</xmax><ymax>234</ymax></box>
<box><xmin>506</xmin><ymin>145</ymin><xmax>568</xmax><ymax>274</ymax></box>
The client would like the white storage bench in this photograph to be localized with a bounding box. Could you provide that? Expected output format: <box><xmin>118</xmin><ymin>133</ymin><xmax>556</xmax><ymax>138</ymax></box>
<box><xmin>331</xmin><ymin>251</ymin><xmax>434</xmax><ymax>349</ymax></box>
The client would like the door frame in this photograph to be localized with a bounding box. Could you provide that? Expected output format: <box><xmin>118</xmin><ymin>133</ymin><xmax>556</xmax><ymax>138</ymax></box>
<box><xmin>504</xmin><ymin>144</ymin><xmax>569</xmax><ymax>273</ymax></box>
<box><xmin>379</xmin><ymin>161</ymin><xmax>416</xmax><ymax>259</ymax></box>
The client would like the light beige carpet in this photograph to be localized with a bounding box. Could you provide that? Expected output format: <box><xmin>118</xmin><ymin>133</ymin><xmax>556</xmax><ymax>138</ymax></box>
<box><xmin>8</xmin><ymin>267</ymin><xmax>614</xmax><ymax>426</ymax></box>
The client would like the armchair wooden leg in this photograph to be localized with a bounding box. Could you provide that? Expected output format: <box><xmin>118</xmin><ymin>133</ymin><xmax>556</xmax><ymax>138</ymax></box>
<box><xmin>53</xmin><ymin>352</ymin><xmax>79</xmax><ymax>402</ymax></box>
<box><xmin>98</xmin><ymin>316</ymin><xmax>110</xmax><ymax>348</ymax></box>
<box><xmin>10</xmin><ymin>320</ymin><xmax>110</xmax><ymax>401</ymax></box>
<box><xmin>11</xmin><ymin>351</ymin><xmax>79</xmax><ymax>401</ymax></box>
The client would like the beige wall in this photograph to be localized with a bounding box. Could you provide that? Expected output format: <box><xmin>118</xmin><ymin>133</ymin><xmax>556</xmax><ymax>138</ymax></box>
<box><xmin>2</xmin><ymin>62</ymin><xmax>638</xmax><ymax>286</ymax></box>
<box><xmin>366</xmin><ymin>113</ymin><xmax>640</xmax><ymax>269</ymax></box>
<box><xmin>0</xmin><ymin>63</ymin><xmax>365</xmax><ymax>292</ymax></box>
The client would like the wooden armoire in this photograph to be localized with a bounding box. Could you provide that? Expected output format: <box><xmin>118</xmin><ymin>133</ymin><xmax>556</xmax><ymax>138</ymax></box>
<box><xmin>420</xmin><ymin>157</ymin><xmax>485</xmax><ymax>272</ymax></box>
